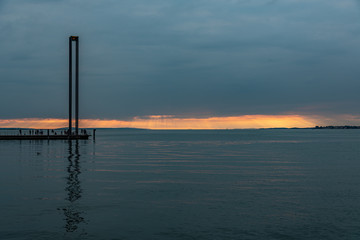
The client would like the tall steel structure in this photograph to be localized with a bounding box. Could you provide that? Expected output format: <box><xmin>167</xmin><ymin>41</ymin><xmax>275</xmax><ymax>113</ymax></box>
<box><xmin>69</xmin><ymin>36</ymin><xmax>80</xmax><ymax>136</ymax></box>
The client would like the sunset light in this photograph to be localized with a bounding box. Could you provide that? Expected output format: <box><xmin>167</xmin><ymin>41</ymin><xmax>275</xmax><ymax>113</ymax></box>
<box><xmin>0</xmin><ymin>115</ymin><xmax>319</xmax><ymax>129</ymax></box>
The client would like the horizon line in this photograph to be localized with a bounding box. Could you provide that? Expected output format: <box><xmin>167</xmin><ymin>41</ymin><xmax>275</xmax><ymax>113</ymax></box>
<box><xmin>0</xmin><ymin>114</ymin><xmax>331</xmax><ymax>129</ymax></box>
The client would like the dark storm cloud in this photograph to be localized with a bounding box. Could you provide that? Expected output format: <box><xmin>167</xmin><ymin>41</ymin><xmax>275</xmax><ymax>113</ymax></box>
<box><xmin>1</xmin><ymin>0</ymin><xmax>360</xmax><ymax>119</ymax></box>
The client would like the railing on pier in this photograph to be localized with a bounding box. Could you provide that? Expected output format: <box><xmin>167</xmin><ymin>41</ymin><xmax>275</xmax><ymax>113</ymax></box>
<box><xmin>0</xmin><ymin>129</ymin><xmax>92</xmax><ymax>140</ymax></box>
<box><xmin>0</xmin><ymin>129</ymin><xmax>90</xmax><ymax>136</ymax></box>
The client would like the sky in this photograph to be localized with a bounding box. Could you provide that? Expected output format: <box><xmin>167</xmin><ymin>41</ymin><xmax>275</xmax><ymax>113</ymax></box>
<box><xmin>1</xmin><ymin>0</ymin><xmax>360</xmax><ymax>129</ymax></box>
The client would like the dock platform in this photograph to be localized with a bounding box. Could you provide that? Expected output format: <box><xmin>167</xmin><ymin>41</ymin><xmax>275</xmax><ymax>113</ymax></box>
<box><xmin>0</xmin><ymin>134</ymin><xmax>90</xmax><ymax>140</ymax></box>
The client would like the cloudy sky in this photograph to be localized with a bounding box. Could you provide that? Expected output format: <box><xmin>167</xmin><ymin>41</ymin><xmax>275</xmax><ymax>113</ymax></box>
<box><xmin>1</xmin><ymin>0</ymin><xmax>360</xmax><ymax>128</ymax></box>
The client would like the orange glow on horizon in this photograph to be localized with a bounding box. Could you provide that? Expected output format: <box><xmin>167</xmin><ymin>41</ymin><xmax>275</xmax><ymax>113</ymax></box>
<box><xmin>0</xmin><ymin>115</ymin><xmax>318</xmax><ymax>129</ymax></box>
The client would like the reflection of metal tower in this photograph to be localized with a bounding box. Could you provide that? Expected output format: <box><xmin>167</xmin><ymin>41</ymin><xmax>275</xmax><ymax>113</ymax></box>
<box><xmin>62</xmin><ymin>141</ymin><xmax>85</xmax><ymax>233</ymax></box>
<box><xmin>69</xmin><ymin>36</ymin><xmax>80</xmax><ymax>136</ymax></box>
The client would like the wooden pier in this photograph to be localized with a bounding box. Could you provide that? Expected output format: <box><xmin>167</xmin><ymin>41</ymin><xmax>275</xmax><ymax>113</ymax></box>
<box><xmin>0</xmin><ymin>128</ymin><xmax>95</xmax><ymax>140</ymax></box>
<box><xmin>0</xmin><ymin>134</ymin><xmax>90</xmax><ymax>140</ymax></box>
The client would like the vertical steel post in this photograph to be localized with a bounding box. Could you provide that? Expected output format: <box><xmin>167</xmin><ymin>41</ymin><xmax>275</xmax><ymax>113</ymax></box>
<box><xmin>69</xmin><ymin>37</ymin><xmax>72</xmax><ymax>137</ymax></box>
<box><xmin>75</xmin><ymin>37</ymin><xmax>79</xmax><ymax>136</ymax></box>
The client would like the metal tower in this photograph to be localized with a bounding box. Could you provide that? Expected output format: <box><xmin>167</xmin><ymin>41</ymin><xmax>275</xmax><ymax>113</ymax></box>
<box><xmin>69</xmin><ymin>36</ymin><xmax>79</xmax><ymax>137</ymax></box>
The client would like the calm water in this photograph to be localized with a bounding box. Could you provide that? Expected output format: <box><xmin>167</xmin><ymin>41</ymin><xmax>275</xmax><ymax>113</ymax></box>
<box><xmin>1</xmin><ymin>129</ymin><xmax>360</xmax><ymax>239</ymax></box>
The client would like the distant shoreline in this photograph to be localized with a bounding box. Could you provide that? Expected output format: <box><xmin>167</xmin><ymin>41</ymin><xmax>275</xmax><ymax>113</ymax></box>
<box><xmin>313</xmin><ymin>126</ymin><xmax>360</xmax><ymax>129</ymax></box>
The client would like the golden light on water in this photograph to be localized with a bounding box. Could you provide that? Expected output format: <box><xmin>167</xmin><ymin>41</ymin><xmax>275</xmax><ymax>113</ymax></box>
<box><xmin>0</xmin><ymin>115</ymin><xmax>319</xmax><ymax>129</ymax></box>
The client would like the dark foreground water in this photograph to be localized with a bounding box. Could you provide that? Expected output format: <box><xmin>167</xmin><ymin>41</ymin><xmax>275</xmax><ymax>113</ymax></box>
<box><xmin>1</xmin><ymin>129</ymin><xmax>360</xmax><ymax>239</ymax></box>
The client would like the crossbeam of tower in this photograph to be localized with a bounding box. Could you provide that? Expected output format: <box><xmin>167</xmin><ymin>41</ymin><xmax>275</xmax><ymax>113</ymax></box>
<box><xmin>69</xmin><ymin>36</ymin><xmax>79</xmax><ymax>137</ymax></box>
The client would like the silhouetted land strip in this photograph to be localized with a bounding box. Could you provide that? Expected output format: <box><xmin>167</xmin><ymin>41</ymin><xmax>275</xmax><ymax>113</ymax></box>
<box><xmin>314</xmin><ymin>126</ymin><xmax>360</xmax><ymax>129</ymax></box>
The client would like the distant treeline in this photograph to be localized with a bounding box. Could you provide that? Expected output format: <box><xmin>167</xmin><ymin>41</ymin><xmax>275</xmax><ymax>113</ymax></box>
<box><xmin>314</xmin><ymin>126</ymin><xmax>360</xmax><ymax>129</ymax></box>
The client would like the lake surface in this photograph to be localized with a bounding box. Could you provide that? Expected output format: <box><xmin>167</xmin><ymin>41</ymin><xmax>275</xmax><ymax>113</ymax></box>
<box><xmin>1</xmin><ymin>129</ymin><xmax>360</xmax><ymax>239</ymax></box>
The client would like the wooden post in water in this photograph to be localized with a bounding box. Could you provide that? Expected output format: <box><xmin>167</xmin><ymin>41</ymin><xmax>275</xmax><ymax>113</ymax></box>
<box><xmin>93</xmin><ymin>129</ymin><xmax>96</xmax><ymax>140</ymax></box>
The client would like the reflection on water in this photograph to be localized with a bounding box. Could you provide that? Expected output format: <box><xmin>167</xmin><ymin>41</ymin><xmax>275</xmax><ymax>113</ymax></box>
<box><xmin>61</xmin><ymin>140</ymin><xmax>86</xmax><ymax>233</ymax></box>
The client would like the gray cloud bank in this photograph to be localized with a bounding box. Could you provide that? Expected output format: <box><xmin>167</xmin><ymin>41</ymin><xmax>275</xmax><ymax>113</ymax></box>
<box><xmin>1</xmin><ymin>0</ymin><xmax>360</xmax><ymax>120</ymax></box>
